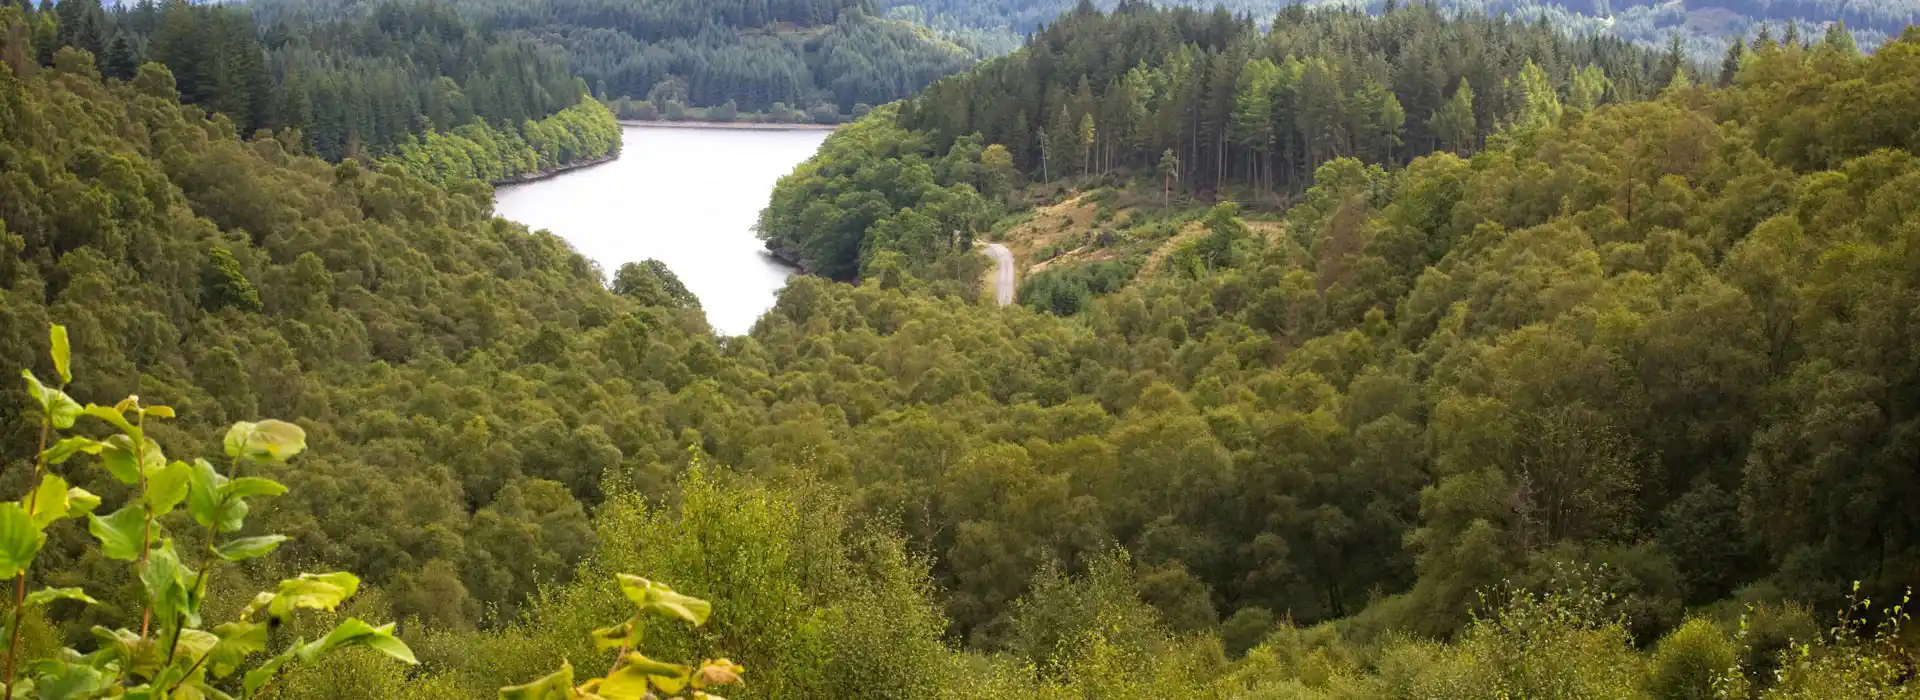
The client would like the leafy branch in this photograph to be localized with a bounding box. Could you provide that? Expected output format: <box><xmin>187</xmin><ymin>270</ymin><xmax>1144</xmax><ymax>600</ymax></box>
<box><xmin>1</xmin><ymin>324</ymin><xmax>416</xmax><ymax>699</ymax></box>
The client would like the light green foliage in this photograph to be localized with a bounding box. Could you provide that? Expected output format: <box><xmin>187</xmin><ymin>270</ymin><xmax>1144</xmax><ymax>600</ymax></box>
<box><xmin>498</xmin><ymin>576</ymin><xmax>744</xmax><ymax>700</ymax></box>
<box><xmin>612</xmin><ymin>259</ymin><xmax>702</xmax><ymax>310</ymax></box>
<box><xmin>2</xmin><ymin>325</ymin><xmax>412</xmax><ymax>698</ymax></box>
<box><xmin>387</xmin><ymin>100</ymin><xmax>623</xmax><ymax>186</ymax></box>
<box><xmin>1514</xmin><ymin>59</ymin><xmax>1564</xmax><ymax>131</ymax></box>
<box><xmin>1648</xmin><ymin>618</ymin><xmax>1738</xmax><ymax>700</ymax></box>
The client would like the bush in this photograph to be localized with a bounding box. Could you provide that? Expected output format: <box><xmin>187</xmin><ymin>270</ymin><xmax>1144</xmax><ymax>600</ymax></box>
<box><xmin>1647</xmin><ymin>618</ymin><xmax>1737</xmax><ymax>700</ymax></box>
<box><xmin>1222</xmin><ymin>606</ymin><xmax>1277</xmax><ymax>658</ymax></box>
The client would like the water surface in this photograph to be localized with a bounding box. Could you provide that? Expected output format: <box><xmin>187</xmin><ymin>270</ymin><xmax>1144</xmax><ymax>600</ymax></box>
<box><xmin>494</xmin><ymin>125</ymin><xmax>830</xmax><ymax>335</ymax></box>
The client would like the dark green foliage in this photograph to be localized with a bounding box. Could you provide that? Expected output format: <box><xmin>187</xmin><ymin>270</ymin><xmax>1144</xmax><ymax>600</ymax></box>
<box><xmin>254</xmin><ymin>0</ymin><xmax>976</xmax><ymax>119</ymax></box>
<box><xmin>1018</xmin><ymin>257</ymin><xmax>1140</xmax><ymax>316</ymax></box>
<box><xmin>9</xmin><ymin>2</ymin><xmax>1920</xmax><ymax>697</ymax></box>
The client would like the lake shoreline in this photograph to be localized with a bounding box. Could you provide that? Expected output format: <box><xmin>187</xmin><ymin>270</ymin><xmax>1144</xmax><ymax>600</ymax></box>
<box><xmin>616</xmin><ymin>120</ymin><xmax>841</xmax><ymax>132</ymax></box>
<box><xmin>491</xmin><ymin>152</ymin><xmax>619</xmax><ymax>186</ymax></box>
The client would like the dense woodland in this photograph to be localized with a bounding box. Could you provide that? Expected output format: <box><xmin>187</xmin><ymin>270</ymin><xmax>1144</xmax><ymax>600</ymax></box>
<box><xmin>4</xmin><ymin>0</ymin><xmax>1920</xmax><ymax>696</ymax></box>
<box><xmin>254</xmin><ymin>0</ymin><xmax>976</xmax><ymax>123</ymax></box>
<box><xmin>764</xmin><ymin>2</ymin><xmax>1672</xmax><ymax>279</ymax></box>
<box><xmin>882</xmin><ymin>0</ymin><xmax>1906</xmax><ymax>62</ymax></box>
<box><xmin>3</xmin><ymin>0</ymin><xmax>615</xmax><ymax>171</ymax></box>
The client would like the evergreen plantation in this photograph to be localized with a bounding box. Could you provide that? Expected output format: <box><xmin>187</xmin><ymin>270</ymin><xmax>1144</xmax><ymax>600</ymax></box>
<box><xmin>3</xmin><ymin>0</ymin><xmax>1920</xmax><ymax>698</ymax></box>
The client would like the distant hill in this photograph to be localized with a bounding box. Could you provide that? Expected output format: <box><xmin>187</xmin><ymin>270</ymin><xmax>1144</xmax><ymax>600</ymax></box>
<box><xmin>881</xmin><ymin>0</ymin><xmax>1913</xmax><ymax>58</ymax></box>
<box><xmin>255</xmin><ymin>0</ymin><xmax>977</xmax><ymax>122</ymax></box>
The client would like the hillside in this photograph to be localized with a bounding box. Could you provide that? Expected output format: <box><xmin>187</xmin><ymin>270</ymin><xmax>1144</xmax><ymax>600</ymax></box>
<box><xmin>884</xmin><ymin>0</ymin><xmax>1913</xmax><ymax>59</ymax></box>
<box><xmin>255</xmin><ymin>0</ymin><xmax>978</xmax><ymax>124</ymax></box>
<box><xmin>5</xmin><ymin>0</ymin><xmax>1920</xmax><ymax>697</ymax></box>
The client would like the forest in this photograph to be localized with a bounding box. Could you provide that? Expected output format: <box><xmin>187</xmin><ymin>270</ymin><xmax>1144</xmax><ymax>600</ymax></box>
<box><xmin>6</xmin><ymin>0</ymin><xmax>616</xmax><ymax>172</ymax></box>
<box><xmin>254</xmin><ymin>0</ymin><xmax>977</xmax><ymax>123</ymax></box>
<box><xmin>4</xmin><ymin>0</ymin><xmax>1920</xmax><ymax>696</ymax></box>
<box><xmin>881</xmin><ymin>0</ymin><xmax>1904</xmax><ymax>62</ymax></box>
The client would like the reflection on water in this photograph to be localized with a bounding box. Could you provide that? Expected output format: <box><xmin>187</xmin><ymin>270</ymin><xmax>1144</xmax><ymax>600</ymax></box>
<box><xmin>493</xmin><ymin>125</ymin><xmax>829</xmax><ymax>335</ymax></box>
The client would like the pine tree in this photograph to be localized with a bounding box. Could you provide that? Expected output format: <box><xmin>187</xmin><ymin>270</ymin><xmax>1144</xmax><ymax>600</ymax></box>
<box><xmin>102</xmin><ymin>31</ymin><xmax>134</xmax><ymax>80</ymax></box>
<box><xmin>1719</xmin><ymin>38</ymin><xmax>1745</xmax><ymax>87</ymax></box>
<box><xmin>1818</xmin><ymin>21</ymin><xmax>1859</xmax><ymax>59</ymax></box>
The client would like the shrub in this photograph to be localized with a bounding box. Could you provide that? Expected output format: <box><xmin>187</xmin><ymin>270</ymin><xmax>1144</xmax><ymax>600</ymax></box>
<box><xmin>1647</xmin><ymin>618</ymin><xmax>1737</xmax><ymax>700</ymax></box>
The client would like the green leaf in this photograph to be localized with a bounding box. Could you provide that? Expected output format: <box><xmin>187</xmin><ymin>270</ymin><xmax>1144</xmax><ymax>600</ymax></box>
<box><xmin>28</xmin><ymin>657</ymin><xmax>114</xmax><ymax>700</ymax></box>
<box><xmin>49</xmin><ymin>324</ymin><xmax>70</xmax><ymax>385</ymax></box>
<box><xmin>87</xmin><ymin>504</ymin><xmax>149</xmax><ymax>561</ymax></box>
<box><xmin>25</xmin><ymin>587</ymin><xmax>97</xmax><ymax>607</ymax></box>
<box><xmin>143</xmin><ymin>405</ymin><xmax>174</xmax><ymax>419</ymax></box>
<box><xmin>222</xmin><ymin>477</ymin><xmax>288</xmax><ymax>500</ymax></box>
<box><xmin>140</xmin><ymin>540</ymin><xmax>193</xmax><ymax>626</ymax></box>
<box><xmin>22</xmin><ymin>371</ymin><xmax>83</xmax><ymax>430</ymax></box>
<box><xmin>498</xmin><ymin>662</ymin><xmax>574</xmax><ymax>700</ymax></box>
<box><xmin>591</xmin><ymin>619</ymin><xmax>639</xmax><ymax>651</ymax></box>
<box><xmin>298</xmin><ymin>618</ymin><xmax>417</xmax><ymax>665</ymax></box>
<box><xmin>23</xmin><ymin>473</ymin><xmax>71</xmax><ymax>528</ymax></box>
<box><xmin>171</xmin><ymin>627</ymin><xmax>219</xmax><ymax>667</ymax></box>
<box><xmin>617</xmin><ymin>575</ymin><xmax>712</xmax><ymax>626</ymax></box>
<box><xmin>601</xmin><ymin>653</ymin><xmax>691</xmax><ymax>697</ymax></box>
<box><xmin>187</xmin><ymin>459</ymin><xmax>245</xmax><ymax>532</ymax></box>
<box><xmin>0</xmin><ymin>503</ymin><xmax>46</xmax><ymax>579</ymax></box>
<box><xmin>81</xmin><ymin>403</ymin><xmax>138</xmax><ymax>437</ymax></box>
<box><xmin>243</xmin><ymin>572</ymin><xmax>360</xmax><ymax>621</ymax></box>
<box><xmin>42</xmin><ymin>436</ymin><xmax>102</xmax><ymax>465</ymax></box>
<box><xmin>225</xmin><ymin>420</ymin><xmax>306</xmax><ymax>463</ymax></box>
<box><xmin>66</xmin><ymin>487</ymin><xmax>100</xmax><ymax>517</ymax></box>
<box><xmin>209</xmin><ymin>621</ymin><xmax>269</xmax><ymax>679</ymax></box>
<box><xmin>145</xmin><ymin>460</ymin><xmax>193</xmax><ymax>516</ymax></box>
<box><xmin>215</xmin><ymin>535</ymin><xmax>288</xmax><ymax>562</ymax></box>
<box><xmin>98</xmin><ymin>434</ymin><xmax>163</xmax><ymax>485</ymax></box>
<box><xmin>241</xmin><ymin>642</ymin><xmax>301</xmax><ymax>698</ymax></box>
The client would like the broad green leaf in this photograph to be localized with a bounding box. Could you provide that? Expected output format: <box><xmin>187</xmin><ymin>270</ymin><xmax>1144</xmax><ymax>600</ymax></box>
<box><xmin>87</xmin><ymin>504</ymin><xmax>148</xmax><ymax>561</ymax></box>
<box><xmin>22</xmin><ymin>371</ymin><xmax>83</xmax><ymax>430</ymax></box>
<box><xmin>244</xmin><ymin>572</ymin><xmax>360</xmax><ymax>621</ymax></box>
<box><xmin>241</xmin><ymin>642</ymin><xmax>300</xmax><ymax>698</ymax></box>
<box><xmin>145</xmin><ymin>460</ymin><xmax>193</xmax><ymax>516</ymax></box>
<box><xmin>209</xmin><ymin>621</ymin><xmax>269</xmax><ymax>678</ymax></box>
<box><xmin>29</xmin><ymin>657</ymin><xmax>114</xmax><ymax>700</ymax></box>
<box><xmin>171</xmin><ymin>627</ymin><xmax>219</xmax><ymax>667</ymax></box>
<box><xmin>143</xmin><ymin>405</ymin><xmax>174</xmax><ymax>419</ymax></box>
<box><xmin>223</xmin><ymin>422</ymin><xmax>255</xmax><ymax>460</ymax></box>
<box><xmin>98</xmin><ymin>434</ymin><xmax>163</xmax><ymax>485</ymax></box>
<box><xmin>65</xmin><ymin>487</ymin><xmax>100</xmax><ymax>517</ymax></box>
<box><xmin>298</xmin><ymin>618</ymin><xmax>417</xmax><ymax>665</ymax></box>
<box><xmin>25</xmin><ymin>587</ymin><xmax>97</xmax><ymax>607</ymax></box>
<box><xmin>498</xmin><ymin>662</ymin><xmax>574</xmax><ymax>700</ymax></box>
<box><xmin>23</xmin><ymin>473</ymin><xmax>71</xmax><ymax>528</ymax></box>
<box><xmin>591</xmin><ymin>619</ymin><xmax>639</xmax><ymax>651</ymax></box>
<box><xmin>226</xmin><ymin>420</ymin><xmax>306</xmax><ymax>463</ymax></box>
<box><xmin>81</xmin><ymin>403</ymin><xmax>138</xmax><ymax>437</ymax></box>
<box><xmin>187</xmin><ymin>459</ymin><xmax>245</xmax><ymax>532</ymax></box>
<box><xmin>617</xmin><ymin>575</ymin><xmax>711</xmax><ymax>626</ymax></box>
<box><xmin>215</xmin><ymin>535</ymin><xmax>288</xmax><ymax>562</ymax></box>
<box><xmin>42</xmin><ymin>436</ymin><xmax>102</xmax><ymax>465</ymax></box>
<box><xmin>0</xmin><ymin>503</ymin><xmax>45</xmax><ymax>578</ymax></box>
<box><xmin>49</xmin><ymin>324</ymin><xmax>70</xmax><ymax>384</ymax></box>
<box><xmin>601</xmin><ymin>653</ymin><xmax>691</xmax><ymax>698</ymax></box>
<box><xmin>140</xmin><ymin>540</ymin><xmax>193</xmax><ymax>625</ymax></box>
<box><xmin>222</xmin><ymin>477</ymin><xmax>288</xmax><ymax>500</ymax></box>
